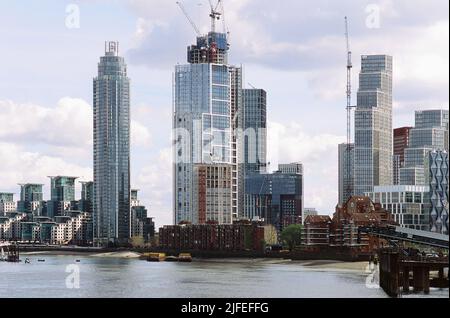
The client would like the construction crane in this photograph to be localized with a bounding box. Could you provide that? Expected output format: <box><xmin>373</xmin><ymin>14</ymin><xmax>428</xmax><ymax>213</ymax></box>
<box><xmin>177</xmin><ymin>1</ymin><xmax>201</xmax><ymax>37</ymax></box>
<box><xmin>344</xmin><ymin>16</ymin><xmax>355</xmax><ymax>201</ymax></box>
<box><xmin>208</xmin><ymin>0</ymin><xmax>222</xmax><ymax>32</ymax></box>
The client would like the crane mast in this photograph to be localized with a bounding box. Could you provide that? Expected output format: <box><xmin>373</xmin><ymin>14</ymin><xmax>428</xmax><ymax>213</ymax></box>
<box><xmin>345</xmin><ymin>16</ymin><xmax>354</xmax><ymax>201</ymax></box>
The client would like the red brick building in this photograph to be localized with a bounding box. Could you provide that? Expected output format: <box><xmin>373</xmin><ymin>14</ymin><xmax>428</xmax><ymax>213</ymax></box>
<box><xmin>159</xmin><ymin>221</ymin><xmax>266</xmax><ymax>252</ymax></box>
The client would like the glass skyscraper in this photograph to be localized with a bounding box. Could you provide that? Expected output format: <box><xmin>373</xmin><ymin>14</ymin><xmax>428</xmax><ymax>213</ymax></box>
<box><xmin>354</xmin><ymin>55</ymin><xmax>393</xmax><ymax>195</ymax></box>
<box><xmin>93</xmin><ymin>41</ymin><xmax>131</xmax><ymax>246</ymax></box>
<box><xmin>173</xmin><ymin>31</ymin><xmax>242</xmax><ymax>224</ymax></box>
<box><xmin>243</xmin><ymin>89</ymin><xmax>267</xmax><ymax>175</ymax></box>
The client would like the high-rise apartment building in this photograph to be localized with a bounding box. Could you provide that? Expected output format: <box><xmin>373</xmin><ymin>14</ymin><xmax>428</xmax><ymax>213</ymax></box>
<box><xmin>338</xmin><ymin>143</ymin><xmax>354</xmax><ymax>205</ymax></box>
<box><xmin>354</xmin><ymin>55</ymin><xmax>393</xmax><ymax>196</ymax></box>
<box><xmin>17</xmin><ymin>184</ymin><xmax>44</xmax><ymax>215</ymax></box>
<box><xmin>93</xmin><ymin>41</ymin><xmax>131</xmax><ymax>246</ymax></box>
<box><xmin>46</xmin><ymin>176</ymin><xmax>78</xmax><ymax>218</ymax></box>
<box><xmin>400</xmin><ymin>110</ymin><xmax>449</xmax><ymax>186</ymax></box>
<box><xmin>173</xmin><ymin>28</ymin><xmax>242</xmax><ymax>225</ymax></box>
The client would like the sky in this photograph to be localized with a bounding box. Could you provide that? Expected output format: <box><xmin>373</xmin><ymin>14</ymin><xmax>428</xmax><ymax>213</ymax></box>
<box><xmin>0</xmin><ymin>0</ymin><xmax>448</xmax><ymax>228</ymax></box>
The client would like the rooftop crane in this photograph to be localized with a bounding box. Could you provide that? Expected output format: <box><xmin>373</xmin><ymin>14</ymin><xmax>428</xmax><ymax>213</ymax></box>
<box><xmin>208</xmin><ymin>0</ymin><xmax>222</xmax><ymax>33</ymax></box>
<box><xmin>177</xmin><ymin>1</ymin><xmax>201</xmax><ymax>37</ymax></box>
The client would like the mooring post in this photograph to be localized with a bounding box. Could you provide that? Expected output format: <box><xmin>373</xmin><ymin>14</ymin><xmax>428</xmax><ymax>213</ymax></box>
<box><xmin>403</xmin><ymin>266</ymin><xmax>410</xmax><ymax>294</ymax></box>
<box><xmin>413</xmin><ymin>267</ymin><xmax>424</xmax><ymax>293</ymax></box>
<box><xmin>423</xmin><ymin>267</ymin><xmax>430</xmax><ymax>294</ymax></box>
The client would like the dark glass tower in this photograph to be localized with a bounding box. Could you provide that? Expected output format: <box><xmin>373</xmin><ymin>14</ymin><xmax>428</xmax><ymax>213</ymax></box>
<box><xmin>93</xmin><ymin>41</ymin><xmax>131</xmax><ymax>246</ymax></box>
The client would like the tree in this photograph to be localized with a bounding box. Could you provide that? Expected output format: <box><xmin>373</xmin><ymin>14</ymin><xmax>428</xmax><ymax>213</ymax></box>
<box><xmin>280</xmin><ymin>224</ymin><xmax>303</xmax><ymax>251</ymax></box>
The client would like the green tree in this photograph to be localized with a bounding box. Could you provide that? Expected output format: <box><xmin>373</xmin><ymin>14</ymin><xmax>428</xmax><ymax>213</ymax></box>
<box><xmin>280</xmin><ymin>224</ymin><xmax>303</xmax><ymax>251</ymax></box>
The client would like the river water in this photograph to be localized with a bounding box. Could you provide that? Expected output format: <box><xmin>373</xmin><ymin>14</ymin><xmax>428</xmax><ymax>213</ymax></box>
<box><xmin>0</xmin><ymin>254</ymin><xmax>446</xmax><ymax>298</ymax></box>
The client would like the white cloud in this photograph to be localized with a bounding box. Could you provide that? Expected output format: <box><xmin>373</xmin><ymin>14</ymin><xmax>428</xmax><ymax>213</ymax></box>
<box><xmin>0</xmin><ymin>142</ymin><xmax>92</xmax><ymax>199</ymax></box>
<box><xmin>267</xmin><ymin>121</ymin><xmax>345</xmax><ymax>214</ymax></box>
<box><xmin>0</xmin><ymin>98</ymin><xmax>92</xmax><ymax>148</ymax></box>
<box><xmin>133</xmin><ymin>147</ymin><xmax>173</xmax><ymax>227</ymax></box>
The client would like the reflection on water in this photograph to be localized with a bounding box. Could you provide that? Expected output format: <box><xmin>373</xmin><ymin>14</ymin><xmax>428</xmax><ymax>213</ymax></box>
<box><xmin>0</xmin><ymin>255</ymin><xmax>445</xmax><ymax>298</ymax></box>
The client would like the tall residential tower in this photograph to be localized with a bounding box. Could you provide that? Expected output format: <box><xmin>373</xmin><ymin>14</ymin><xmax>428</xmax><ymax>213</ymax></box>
<box><xmin>93</xmin><ymin>41</ymin><xmax>131</xmax><ymax>246</ymax></box>
<box><xmin>173</xmin><ymin>27</ymin><xmax>242</xmax><ymax>224</ymax></box>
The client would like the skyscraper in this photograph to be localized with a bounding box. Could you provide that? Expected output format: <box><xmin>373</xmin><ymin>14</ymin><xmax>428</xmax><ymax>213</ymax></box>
<box><xmin>243</xmin><ymin>88</ymin><xmax>267</xmax><ymax>175</ymax></box>
<box><xmin>173</xmin><ymin>28</ymin><xmax>242</xmax><ymax>225</ymax></box>
<box><xmin>354</xmin><ymin>55</ymin><xmax>393</xmax><ymax>195</ymax></box>
<box><xmin>93</xmin><ymin>41</ymin><xmax>131</xmax><ymax>246</ymax></box>
<box><xmin>338</xmin><ymin>143</ymin><xmax>354</xmax><ymax>205</ymax></box>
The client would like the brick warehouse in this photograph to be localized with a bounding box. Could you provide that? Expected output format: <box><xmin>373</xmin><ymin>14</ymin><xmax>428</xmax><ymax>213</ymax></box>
<box><xmin>159</xmin><ymin>220</ymin><xmax>265</xmax><ymax>252</ymax></box>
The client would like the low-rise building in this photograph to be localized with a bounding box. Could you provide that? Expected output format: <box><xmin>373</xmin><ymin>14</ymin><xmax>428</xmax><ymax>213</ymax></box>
<box><xmin>302</xmin><ymin>215</ymin><xmax>331</xmax><ymax>247</ymax></box>
<box><xmin>159</xmin><ymin>221</ymin><xmax>266</xmax><ymax>252</ymax></box>
<box><xmin>0</xmin><ymin>212</ymin><xmax>26</xmax><ymax>241</ymax></box>
<box><xmin>0</xmin><ymin>193</ymin><xmax>17</xmax><ymax>214</ymax></box>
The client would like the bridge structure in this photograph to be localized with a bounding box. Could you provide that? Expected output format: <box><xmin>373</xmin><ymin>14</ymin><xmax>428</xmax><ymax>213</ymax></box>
<box><xmin>359</xmin><ymin>226</ymin><xmax>449</xmax><ymax>250</ymax></box>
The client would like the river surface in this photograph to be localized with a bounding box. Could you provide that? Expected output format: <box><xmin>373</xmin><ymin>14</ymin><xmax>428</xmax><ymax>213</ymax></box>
<box><xmin>0</xmin><ymin>254</ymin><xmax>446</xmax><ymax>298</ymax></box>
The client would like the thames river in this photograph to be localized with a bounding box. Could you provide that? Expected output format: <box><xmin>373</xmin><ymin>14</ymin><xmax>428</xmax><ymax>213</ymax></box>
<box><xmin>0</xmin><ymin>254</ymin><xmax>446</xmax><ymax>298</ymax></box>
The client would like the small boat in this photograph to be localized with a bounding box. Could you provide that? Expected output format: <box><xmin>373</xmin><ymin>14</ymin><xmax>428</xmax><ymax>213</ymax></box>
<box><xmin>145</xmin><ymin>253</ymin><xmax>166</xmax><ymax>262</ymax></box>
<box><xmin>178</xmin><ymin>253</ymin><xmax>192</xmax><ymax>262</ymax></box>
<box><xmin>75</xmin><ymin>260</ymin><xmax>81</xmax><ymax>262</ymax></box>
<box><xmin>165</xmin><ymin>256</ymin><xmax>178</xmax><ymax>262</ymax></box>
<box><xmin>37</xmin><ymin>259</ymin><xmax>45</xmax><ymax>262</ymax></box>
<box><xmin>24</xmin><ymin>258</ymin><xmax>31</xmax><ymax>264</ymax></box>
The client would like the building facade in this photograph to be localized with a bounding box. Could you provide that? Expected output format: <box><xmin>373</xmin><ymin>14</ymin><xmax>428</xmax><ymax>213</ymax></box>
<box><xmin>400</xmin><ymin>110</ymin><xmax>449</xmax><ymax>186</ymax></box>
<box><xmin>173</xmin><ymin>29</ymin><xmax>242</xmax><ymax>225</ymax></box>
<box><xmin>338</xmin><ymin>143</ymin><xmax>354</xmax><ymax>205</ymax></box>
<box><xmin>242</xmin><ymin>88</ymin><xmax>267</xmax><ymax>175</ymax></box>
<box><xmin>244</xmin><ymin>164</ymin><xmax>303</xmax><ymax>232</ymax></box>
<box><xmin>354</xmin><ymin>55</ymin><xmax>393</xmax><ymax>196</ymax></box>
<box><xmin>17</xmin><ymin>184</ymin><xmax>44</xmax><ymax>215</ymax></box>
<box><xmin>0</xmin><ymin>193</ymin><xmax>16</xmax><ymax>214</ymax></box>
<box><xmin>366</xmin><ymin>185</ymin><xmax>430</xmax><ymax>231</ymax></box>
<box><xmin>393</xmin><ymin>127</ymin><xmax>412</xmax><ymax>184</ymax></box>
<box><xmin>93</xmin><ymin>41</ymin><xmax>131</xmax><ymax>246</ymax></box>
<box><xmin>46</xmin><ymin>176</ymin><xmax>78</xmax><ymax>218</ymax></box>
<box><xmin>427</xmin><ymin>150</ymin><xmax>449</xmax><ymax>234</ymax></box>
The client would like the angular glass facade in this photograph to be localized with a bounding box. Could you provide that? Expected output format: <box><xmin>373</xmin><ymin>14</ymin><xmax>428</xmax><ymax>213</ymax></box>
<box><xmin>93</xmin><ymin>41</ymin><xmax>131</xmax><ymax>246</ymax></box>
<box><xmin>354</xmin><ymin>55</ymin><xmax>393</xmax><ymax>195</ymax></box>
<box><xmin>427</xmin><ymin>150</ymin><xmax>449</xmax><ymax>234</ymax></box>
<box><xmin>49</xmin><ymin>176</ymin><xmax>77</xmax><ymax>201</ymax></box>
